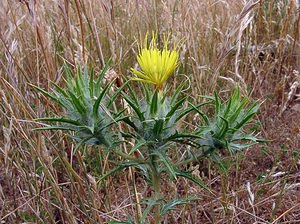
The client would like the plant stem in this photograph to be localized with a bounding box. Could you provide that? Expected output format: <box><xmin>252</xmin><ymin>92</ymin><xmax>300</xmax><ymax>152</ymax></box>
<box><xmin>150</xmin><ymin>155</ymin><xmax>161</xmax><ymax>224</ymax></box>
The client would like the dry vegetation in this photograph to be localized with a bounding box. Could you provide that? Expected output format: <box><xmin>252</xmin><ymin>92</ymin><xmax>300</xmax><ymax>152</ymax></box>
<box><xmin>1</xmin><ymin>0</ymin><xmax>300</xmax><ymax>223</ymax></box>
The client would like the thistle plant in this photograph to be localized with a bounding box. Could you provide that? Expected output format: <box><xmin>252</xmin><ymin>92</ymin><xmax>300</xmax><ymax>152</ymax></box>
<box><xmin>113</xmin><ymin>34</ymin><xmax>208</xmax><ymax>223</ymax></box>
<box><xmin>32</xmin><ymin>64</ymin><xmax>121</xmax><ymax>148</ymax></box>
<box><xmin>194</xmin><ymin>89</ymin><xmax>264</xmax><ymax>161</ymax></box>
<box><xmin>166</xmin><ymin>90</ymin><xmax>264</xmax><ymax>171</ymax></box>
<box><xmin>120</xmin><ymin>84</ymin><xmax>207</xmax><ymax>223</ymax></box>
<box><xmin>33</xmin><ymin>33</ymin><xmax>264</xmax><ymax>224</ymax></box>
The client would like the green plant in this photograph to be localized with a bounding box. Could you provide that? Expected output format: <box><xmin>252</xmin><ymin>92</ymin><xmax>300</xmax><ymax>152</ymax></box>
<box><xmin>33</xmin><ymin>33</ymin><xmax>264</xmax><ymax>224</ymax></box>
<box><xmin>195</xmin><ymin>88</ymin><xmax>264</xmax><ymax>157</ymax></box>
<box><xmin>32</xmin><ymin>64</ymin><xmax>124</xmax><ymax>149</ymax></box>
<box><xmin>118</xmin><ymin>83</ymin><xmax>208</xmax><ymax>223</ymax></box>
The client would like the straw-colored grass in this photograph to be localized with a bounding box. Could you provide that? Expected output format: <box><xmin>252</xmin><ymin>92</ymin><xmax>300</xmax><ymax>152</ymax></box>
<box><xmin>1</xmin><ymin>0</ymin><xmax>300</xmax><ymax>223</ymax></box>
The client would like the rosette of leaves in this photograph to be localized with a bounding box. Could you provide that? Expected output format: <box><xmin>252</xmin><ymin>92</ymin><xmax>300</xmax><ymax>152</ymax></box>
<box><xmin>33</xmin><ymin>64</ymin><xmax>122</xmax><ymax>148</ymax></box>
<box><xmin>195</xmin><ymin>88</ymin><xmax>264</xmax><ymax>158</ymax></box>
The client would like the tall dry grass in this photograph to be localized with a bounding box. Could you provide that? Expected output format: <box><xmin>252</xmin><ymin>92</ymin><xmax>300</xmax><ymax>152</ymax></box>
<box><xmin>1</xmin><ymin>0</ymin><xmax>300</xmax><ymax>223</ymax></box>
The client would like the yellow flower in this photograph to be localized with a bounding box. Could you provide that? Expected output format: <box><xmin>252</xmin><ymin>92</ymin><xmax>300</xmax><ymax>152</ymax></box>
<box><xmin>131</xmin><ymin>33</ymin><xmax>179</xmax><ymax>90</ymax></box>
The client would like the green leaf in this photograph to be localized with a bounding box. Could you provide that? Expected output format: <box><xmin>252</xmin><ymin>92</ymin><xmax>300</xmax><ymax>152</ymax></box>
<box><xmin>33</xmin><ymin>126</ymin><xmax>80</xmax><ymax>132</ymax></box>
<box><xmin>160</xmin><ymin>197</ymin><xmax>197</xmax><ymax>216</ymax></box>
<box><xmin>68</xmin><ymin>90</ymin><xmax>87</xmax><ymax>114</ymax></box>
<box><xmin>166</xmin><ymin>132</ymin><xmax>200</xmax><ymax>142</ymax></box>
<box><xmin>218</xmin><ymin>116</ymin><xmax>229</xmax><ymax>139</ymax></box>
<box><xmin>166</xmin><ymin>97</ymin><xmax>185</xmax><ymax>118</ymax></box>
<box><xmin>122</xmin><ymin>93</ymin><xmax>145</xmax><ymax>121</ymax></box>
<box><xmin>228</xmin><ymin>142</ymin><xmax>257</xmax><ymax>151</ymax></box>
<box><xmin>30</xmin><ymin>84</ymin><xmax>66</xmax><ymax>107</ymax></box>
<box><xmin>98</xmin><ymin>166</ymin><xmax>123</xmax><ymax>182</ymax></box>
<box><xmin>170</xmin><ymin>80</ymin><xmax>187</xmax><ymax>105</ymax></box>
<box><xmin>73</xmin><ymin>136</ymin><xmax>94</xmax><ymax>154</ymax></box>
<box><xmin>214</xmin><ymin>91</ymin><xmax>220</xmax><ymax>117</ymax></box>
<box><xmin>153</xmin><ymin>119</ymin><xmax>164</xmax><ymax>138</ymax></box>
<box><xmin>150</xmin><ymin>90</ymin><xmax>159</xmax><ymax>115</ymax></box>
<box><xmin>154</xmin><ymin>151</ymin><xmax>177</xmax><ymax>180</ymax></box>
<box><xmin>175</xmin><ymin>102</ymin><xmax>210</xmax><ymax>123</ymax></box>
<box><xmin>93</xmin><ymin>81</ymin><xmax>114</xmax><ymax>117</ymax></box>
<box><xmin>126</xmin><ymin>82</ymin><xmax>140</xmax><ymax>105</ymax></box>
<box><xmin>141</xmin><ymin>198</ymin><xmax>159</xmax><ymax>224</ymax></box>
<box><xmin>174</xmin><ymin>106</ymin><xmax>194</xmax><ymax>123</ymax></box>
<box><xmin>144</xmin><ymin>83</ymin><xmax>151</xmax><ymax>104</ymax></box>
<box><xmin>231</xmin><ymin>134</ymin><xmax>261</xmax><ymax>142</ymax></box>
<box><xmin>107</xmin><ymin>80</ymin><xmax>130</xmax><ymax>107</ymax></box>
<box><xmin>228</xmin><ymin>98</ymin><xmax>248</xmax><ymax>124</ymax></box>
<box><xmin>128</xmin><ymin>140</ymin><xmax>147</xmax><ymax>155</ymax></box>
<box><xmin>189</xmin><ymin>102</ymin><xmax>210</xmax><ymax>125</ymax></box>
<box><xmin>89</xmin><ymin>67</ymin><xmax>95</xmax><ymax>98</ymax></box>
<box><xmin>174</xmin><ymin>169</ymin><xmax>211</xmax><ymax>192</ymax></box>
<box><xmin>95</xmin><ymin>62</ymin><xmax>110</xmax><ymax>92</ymax></box>
<box><xmin>234</xmin><ymin>110</ymin><xmax>256</xmax><ymax>130</ymax></box>
<box><xmin>35</xmin><ymin>117</ymin><xmax>81</xmax><ymax>126</ymax></box>
<box><xmin>211</xmin><ymin>153</ymin><xmax>229</xmax><ymax>174</ymax></box>
<box><xmin>107</xmin><ymin>215</ymin><xmax>135</xmax><ymax>224</ymax></box>
<box><xmin>75</xmin><ymin>67</ymin><xmax>84</xmax><ymax>97</ymax></box>
<box><xmin>119</xmin><ymin>116</ymin><xmax>138</xmax><ymax>131</ymax></box>
<box><xmin>64</xmin><ymin>63</ymin><xmax>74</xmax><ymax>90</ymax></box>
<box><xmin>222</xmin><ymin>97</ymin><xmax>232</xmax><ymax>119</ymax></box>
<box><xmin>50</xmin><ymin>81</ymin><xmax>68</xmax><ymax>98</ymax></box>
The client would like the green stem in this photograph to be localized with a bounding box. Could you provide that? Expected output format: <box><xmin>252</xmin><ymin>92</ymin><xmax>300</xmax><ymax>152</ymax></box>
<box><xmin>150</xmin><ymin>155</ymin><xmax>161</xmax><ymax>224</ymax></box>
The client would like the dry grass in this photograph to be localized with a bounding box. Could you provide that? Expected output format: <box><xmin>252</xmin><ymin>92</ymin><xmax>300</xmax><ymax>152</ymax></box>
<box><xmin>1</xmin><ymin>0</ymin><xmax>300</xmax><ymax>223</ymax></box>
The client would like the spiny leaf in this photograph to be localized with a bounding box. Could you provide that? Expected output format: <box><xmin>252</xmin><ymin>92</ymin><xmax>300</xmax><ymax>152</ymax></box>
<box><xmin>68</xmin><ymin>90</ymin><xmax>86</xmax><ymax>114</ymax></box>
<box><xmin>154</xmin><ymin>151</ymin><xmax>177</xmax><ymax>180</ymax></box>
<box><xmin>210</xmin><ymin>152</ymin><xmax>229</xmax><ymax>174</ymax></box>
<box><xmin>95</xmin><ymin>62</ymin><xmax>110</xmax><ymax>92</ymax></box>
<box><xmin>141</xmin><ymin>198</ymin><xmax>159</xmax><ymax>224</ymax></box>
<box><xmin>166</xmin><ymin>97</ymin><xmax>185</xmax><ymax>119</ymax></box>
<box><xmin>118</xmin><ymin>116</ymin><xmax>138</xmax><ymax>131</ymax></box>
<box><xmin>35</xmin><ymin>117</ymin><xmax>81</xmax><ymax>126</ymax></box>
<box><xmin>126</xmin><ymin>81</ymin><xmax>140</xmax><ymax>105</ymax></box>
<box><xmin>153</xmin><ymin>119</ymin><xmax>164</xmax><ymax>138</ymax></box>
<box><xmin>144</xmin><ymin>83</ymin><xmax>151</xmax><ymax>104</ymax></box>
<box><xmin>98</xmin><ymin>166</ymin><xmax>123</xmax><ymax>181</ymax></box>
<box><xmin>50</xmin><ymin>81</ymin><xmax>68</xmax><ymax>98</ymax></box>
<box><xmin>234</xmin><ymin>111</ymin><xmax>256</xmax><ymax>130</ymax></box>
<box><xmin>129</xmin><ymin>140</ymin><xmax>148</xmax><ymax>155</ymax></box>
<box><xmin>174</xmin><ymin>169</ymin><xmax>211</xmax><ymax>192</ymax></box>
<box><xmin>218</xmin><ymin>116</ymin><xmax>229</xmax><ymax>139</ymax></box>
<box><xmin>33</xmin><ymin>126</ymin><xmax>80</xmax><ymax>132</ymax></box>
<box><xmin>122</xmin><ymin>93</ymin><xmax>145</xmax><ymax>121</ymax></box>
<box><xmin>150</xmin><ymin>90</ymin><xmax>159</xmax><ymax>115</ymax></box>
<box><xmin>222</xmin><ymin>97</ymin><xmax>232</xmax><ymax>118</ymax></box>
<box><xmin>189</xmin><ymin>102</ymin><xmax>210</xmax><ymax>125</ymax></box>
<box><xmin>228</xmin><ymin>98</ymin><xmax>248</xmax><ymax>123</ymax></box>
<box><xmin>107</xmin><ymin>80</ymin><xmax>130</xmax><ymax>107</ymax></box>
<box><xmin>73</xmin><ymin>136</ymin><xmax>94</xmax><ymax>154</ymax></box>
<box><xmin>214</xmin><ymin>91</ymin><xmax>220</xmax><ymax>117</ymax></box>
<box><xmin>30</xmin><ymin>84</ymin><xmax>66</xmax><ymax>108</ymax></box>
<box><xmin>75</xmin><ymin>67</ymin><xmax>84</xmax><ymax>97</ymax></box>
<box><xmin>170</xmin><ymin>80</ymin><xmax>187</xmax><ymax>105</ymax></box>
<box><xmin>160</xmin><ymin>197</ymin><xmax>197</xmax><ymax>216</ymax></box>
<box><xmin>93</xmin><ymin>81</ymin><xmax>114</xmax><ymax>117</ymax></box>
<box><xmin>89</xmin><ymin>67</ymin><xmax>95</xmax><ymax>98</ymax></box>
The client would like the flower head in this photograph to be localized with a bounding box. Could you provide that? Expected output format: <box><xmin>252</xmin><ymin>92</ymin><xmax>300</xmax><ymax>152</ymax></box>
<box><xmin>131</xmin><ymin>33</ymin><xmax>179</xmax><ymax>90</ymax></box>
